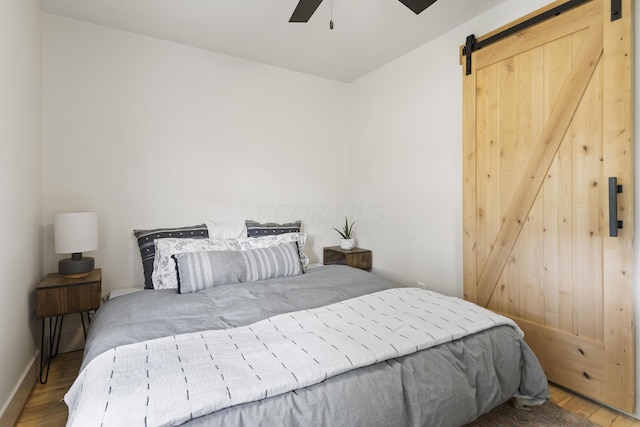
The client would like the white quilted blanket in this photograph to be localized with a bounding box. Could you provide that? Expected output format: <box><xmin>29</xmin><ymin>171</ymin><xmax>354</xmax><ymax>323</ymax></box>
<box><xmin>65</xmin><ymin>287</ymin><xmax>521</xmax><ymax>427</ymax></box>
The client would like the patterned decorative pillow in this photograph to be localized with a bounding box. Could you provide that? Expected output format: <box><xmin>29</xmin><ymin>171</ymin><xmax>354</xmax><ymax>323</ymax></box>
<box><xmin>152</xmin><ymin>238</ymin><xmax>241</xmax><ymax>289</ymax></box>
<box><xmin>238</xmin><ymin>233</ymin><xmax>309</xmax><ymax>271</ymax></box>
<box><xmin>133</xmin><ymin>224</ymin><xmax>208</xmax><ymax>289</ymax></box>
<box><xmin>245</xmin><ymin>220</ymin><xmax>301</xmax><ymax>237</ymax></box>
<box><xmin>175</xmin><ymin>241</ymin><xmax>303</xmax><ymax>294</ymax></box>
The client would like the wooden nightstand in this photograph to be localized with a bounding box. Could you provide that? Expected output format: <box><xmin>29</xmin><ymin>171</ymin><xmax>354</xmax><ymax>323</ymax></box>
<box><xmin>36</xmin><ymin>268</ymin><xmax>101</xmax><ymax>383</ymax></box>
<box><xmin>323</xmin><ymin>247</ymin><xmax>372</xmax><ymax>271</ymax></box>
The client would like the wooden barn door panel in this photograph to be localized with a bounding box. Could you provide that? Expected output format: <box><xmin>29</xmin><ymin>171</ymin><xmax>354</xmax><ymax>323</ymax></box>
<box><xmin>462</xmin><ymin>0</ymin><xmax>634</xmax><ymax>412</ymax></box>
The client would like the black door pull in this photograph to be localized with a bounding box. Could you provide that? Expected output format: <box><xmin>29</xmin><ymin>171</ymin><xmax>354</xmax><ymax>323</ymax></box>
<box><xmin>608</xmin><ymin>177</ymin><xmax>623</xmax><ymax>237</ymax></box>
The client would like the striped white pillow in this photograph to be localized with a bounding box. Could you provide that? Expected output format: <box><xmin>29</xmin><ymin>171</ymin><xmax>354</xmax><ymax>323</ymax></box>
<box><xmin>241</xmin><ymin>241</ymin><xmax>303</xmax><ymax>282</ymax></box>
<box><xmin>237</xmin><ymin>233</ymin><xmax>309</xmax><ymax>271</ymax></box>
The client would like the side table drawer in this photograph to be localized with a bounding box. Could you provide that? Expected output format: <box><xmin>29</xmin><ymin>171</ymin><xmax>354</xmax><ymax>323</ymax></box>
<box><xmin>36</xmin><ymin>269</ymin><xmax>102</xmax><ymax>319</ymax></box>
<box><xmin>36</xmin><ymin>282</ymin><xmax>101</xmax><ymax>318</ymax></box>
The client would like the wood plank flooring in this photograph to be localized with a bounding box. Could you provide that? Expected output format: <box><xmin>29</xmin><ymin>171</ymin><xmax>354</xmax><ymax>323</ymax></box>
<box><xmin>14</xmin><ymin>350</ymin><xmax>640</xmax><ymax>426</ymax></box>
<box><xmin>15</xmin><ymin>351</ymin><xmax>82</xmax><ymax>427</ymax></box>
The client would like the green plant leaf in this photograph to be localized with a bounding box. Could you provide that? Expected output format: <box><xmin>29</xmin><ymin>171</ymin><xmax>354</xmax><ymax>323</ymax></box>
<box><xmin>334</xmin><ymin>216</ymin><xmax>355</xmax><ymax>239</ymax></box>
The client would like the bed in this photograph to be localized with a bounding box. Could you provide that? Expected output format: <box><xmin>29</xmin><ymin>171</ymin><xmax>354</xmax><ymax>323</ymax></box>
<box><xmin>64</xmin><ymin>264</ymin><xmax>548</xmax><ymax>427</ymax></box>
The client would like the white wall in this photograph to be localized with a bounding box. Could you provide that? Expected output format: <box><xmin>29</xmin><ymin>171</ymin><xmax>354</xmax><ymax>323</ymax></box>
<box><xmin>43</xmin><ymin>15</ymin><xmax>352</xmax><ymax>298</ymax></box>
<box><xmin>0</xmin><ymin>0</ymin><xmax>43</xmax><ymax>422</ymax></box>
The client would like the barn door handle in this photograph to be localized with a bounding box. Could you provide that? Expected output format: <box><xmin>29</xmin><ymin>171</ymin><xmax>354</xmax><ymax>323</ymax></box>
<box><xmin>608</xmin><ymin>177</ymin><xmax>623</xmax><ymax>237</ymax></box>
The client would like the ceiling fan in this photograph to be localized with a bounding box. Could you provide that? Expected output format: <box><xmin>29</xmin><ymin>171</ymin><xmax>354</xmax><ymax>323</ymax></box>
<box><xmin>289</xmin><ymin>0</ymin><xmax>438</xmax><ymax>22</ymax></box>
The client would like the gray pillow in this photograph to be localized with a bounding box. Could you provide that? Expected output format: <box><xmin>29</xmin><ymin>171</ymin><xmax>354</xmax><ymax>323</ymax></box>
<box><xmin>245</xmin><ymin>220</ymin><xmax>301</xmax><ymax>237</ymax></box>
<box><xmin>175</xmin><ymin>250</ymin><xmax>244</xmax><ymax>294</ymax></box>
<box><xmin>241</xmin><ymin>241</ymin><xmax>303</xmax><ymax>282</ymax></box>
<box><xmin>175</xmin><ymin>241</ymin><xmax>303</xmax><ymax>294</ymax></box>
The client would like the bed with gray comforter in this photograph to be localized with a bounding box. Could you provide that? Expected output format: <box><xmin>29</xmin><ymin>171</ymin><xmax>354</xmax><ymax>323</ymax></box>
<box><xmin>71</xmin><ymin>265</ymin><xmax>548</xmax><ymax>426</ymax></box>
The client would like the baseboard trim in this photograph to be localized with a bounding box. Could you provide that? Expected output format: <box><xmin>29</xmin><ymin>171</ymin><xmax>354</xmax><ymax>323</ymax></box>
<box><xmin>0</xmin><ymin>351</ymin><xmax>38</xmax><ymax>427</ymax></box>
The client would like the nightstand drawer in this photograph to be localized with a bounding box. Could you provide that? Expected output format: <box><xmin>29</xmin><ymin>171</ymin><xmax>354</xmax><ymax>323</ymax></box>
<box><xmin>36</xmin><ymin>269</ymin><xmax>102</xmax><ymax>318</ymax></box>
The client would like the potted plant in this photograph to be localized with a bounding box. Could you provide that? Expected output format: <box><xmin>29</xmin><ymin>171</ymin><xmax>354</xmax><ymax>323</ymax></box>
<box><xmin>334</xmin><ymin>217</ymin><xmax>356</xmax><ymax>250</ymax></box>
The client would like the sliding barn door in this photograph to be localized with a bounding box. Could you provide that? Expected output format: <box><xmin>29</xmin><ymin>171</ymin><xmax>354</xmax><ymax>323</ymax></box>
<box><xmin>462</xmin><ymin>0</ymin><xmax>634</xmax><ymax>412</ymax></box>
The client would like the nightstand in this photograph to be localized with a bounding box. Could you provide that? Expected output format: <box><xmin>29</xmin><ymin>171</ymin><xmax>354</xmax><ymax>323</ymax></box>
<box><xmin>323</xmin><ymin>247</ymin><xmax>372</xmax><ymax>271</ymax></box>
<box><xmin>36</xmin><ymin>268</ymin><xmax>101</xmax><ymax>383</ymax></box>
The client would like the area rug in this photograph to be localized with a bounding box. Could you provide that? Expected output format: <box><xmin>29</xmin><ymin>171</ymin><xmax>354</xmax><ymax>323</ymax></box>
<box><xmin>464</xmin><ymin>400</ymin><xmax>598</xmax><ymax>426</ymax></box>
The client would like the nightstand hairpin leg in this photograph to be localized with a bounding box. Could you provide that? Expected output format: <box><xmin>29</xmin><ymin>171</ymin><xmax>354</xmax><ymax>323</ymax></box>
<box><xmin>80</xmin><ymin>312</ymin><xmax>86</xmax><ymax>339</ymax></box>
<box><xmin>79</xmin><ymin>310</ymin><xmax>96</xmax><ymax>339</ymax></box>
<box><xmin>39</xmin><ymin>315</ymin><xmax>64</xmax><ymax>384</ymax></box>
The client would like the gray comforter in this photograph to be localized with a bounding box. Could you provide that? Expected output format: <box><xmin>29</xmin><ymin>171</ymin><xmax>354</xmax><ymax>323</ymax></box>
<box><xmin>82</xmin><ymin>265</ymin><xmax>548</xmax><ymax>426</ymax></box>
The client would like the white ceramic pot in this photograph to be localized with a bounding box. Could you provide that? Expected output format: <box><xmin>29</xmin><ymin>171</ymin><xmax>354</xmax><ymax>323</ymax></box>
<box><xmin>340</xmin><ymin>238</ymin><xmax>355</xmax><ymax>250</ymax></box>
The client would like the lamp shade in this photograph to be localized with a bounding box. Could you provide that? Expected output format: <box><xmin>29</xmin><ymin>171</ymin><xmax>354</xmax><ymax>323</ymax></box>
<box><xmin>54</xmin><ymin>212</ymin><xmax>98</xmax><ymax>254</ymax></box>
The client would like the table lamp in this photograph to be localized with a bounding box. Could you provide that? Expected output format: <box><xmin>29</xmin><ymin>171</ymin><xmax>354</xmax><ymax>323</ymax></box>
<box><xmin>54</xmin><ymin>212</ymin><xmax>98</xmax><ymax>278</ymax></box>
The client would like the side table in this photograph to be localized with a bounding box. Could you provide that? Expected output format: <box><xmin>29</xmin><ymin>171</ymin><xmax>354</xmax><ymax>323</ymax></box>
<box><xmin>323</xmin><ymin>246</ymin><xmax>372</xmax><ymax>271</ymax></box>
<box><xmin>36</xmin><ymin>268</ymin><xmax>101</xmax><ymax>383</ymax></box>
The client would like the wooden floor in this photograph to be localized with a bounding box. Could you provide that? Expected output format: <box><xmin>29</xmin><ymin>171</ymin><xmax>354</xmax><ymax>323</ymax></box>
<box><xmin>15</xmin><ymin>351</ymin><xmax>83</xmax><ymax>427</ymax></box>
<box><xmin>14</xmin><ymin>350</ymin><xmax>640</xmax><ymax>427</ymax></box>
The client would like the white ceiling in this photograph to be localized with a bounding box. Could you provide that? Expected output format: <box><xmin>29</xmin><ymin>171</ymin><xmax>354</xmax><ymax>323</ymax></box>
<box><xmin>39</xmin><ymin>0</ymin><xmax>508</xmax><ymax>82</ymax></box>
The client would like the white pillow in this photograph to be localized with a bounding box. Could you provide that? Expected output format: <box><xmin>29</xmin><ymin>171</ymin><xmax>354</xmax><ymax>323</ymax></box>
<box><xmin>152</xmin><ymin>237</ymin><xmax>240</xmax><ymax>289</ymax></box>
<box><xmin>237</xmin><ymin>232</ymin><xmax>309</xmax><ymax>271</ymax></box>
<box><xmin>205</xmin><ymin>220</ymin><xmax>247</xmax><ymax>240</ymax></box>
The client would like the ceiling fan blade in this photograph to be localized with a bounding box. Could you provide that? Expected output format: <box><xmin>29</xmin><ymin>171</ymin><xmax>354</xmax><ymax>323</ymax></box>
<box><xmin>398</xmin><ymin>0</ymin><xmax>438</xmax><ymax>14</ymax></box>
<box><xmin>289</xmin><ymin>0</ymin><xmax>324</xmax><ymax>22</ymax></box>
